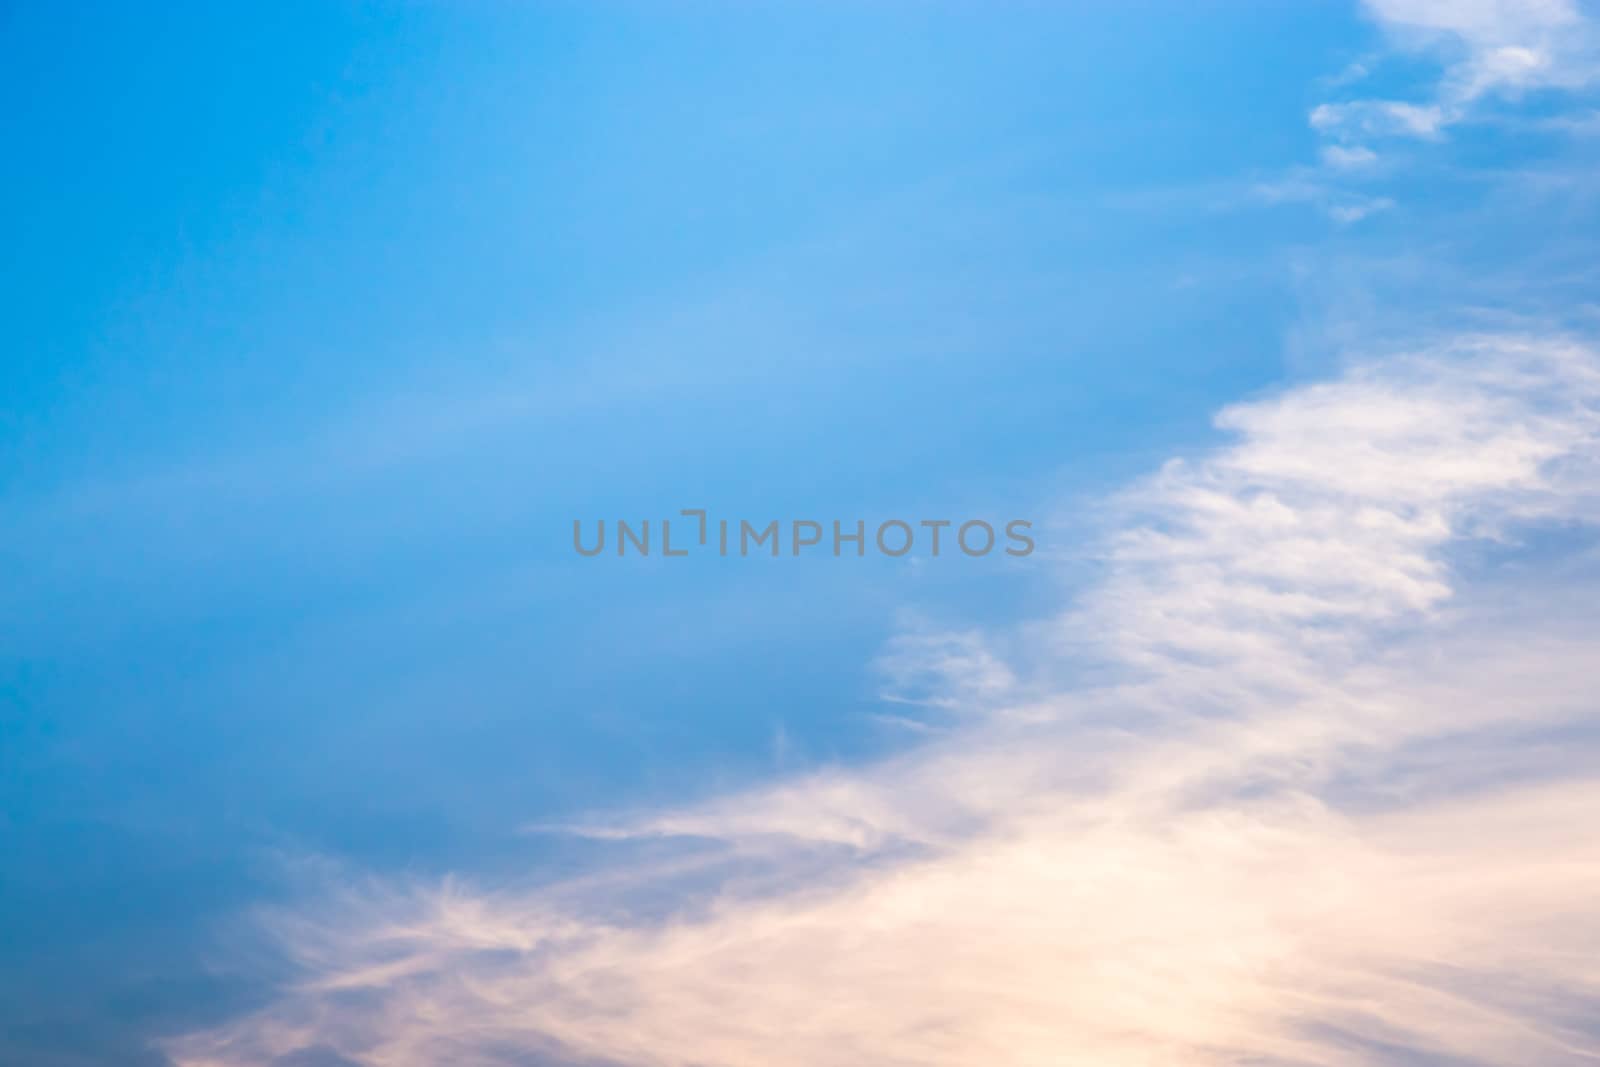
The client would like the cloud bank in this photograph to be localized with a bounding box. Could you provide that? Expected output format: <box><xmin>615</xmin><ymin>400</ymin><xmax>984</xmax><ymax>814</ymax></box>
<box><xmin>170</xmin><ymin>333</ymin><xmax>1600</xmax><ymax>1067</ymax></box>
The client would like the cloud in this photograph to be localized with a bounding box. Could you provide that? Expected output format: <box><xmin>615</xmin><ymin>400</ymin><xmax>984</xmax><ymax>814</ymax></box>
<box><xmin>1273</xmin><ymin>2</ymin><xmax>1600</xmax><ymax>230</ymax></box>
<box><xmin>1325</xmin><ymin>200</ymin><xmax>1394</xmax><ymax>224</ymax></box>
<box><xmin>169</xmin><ymin>333</ymin><xmax>1600</xmax><ymax>1067</ymax></box>
<box><xmin>1319</xmin><ymin>144</ymin><xmax>1382</xmax><ymax>169</ymax></box>
<box><xmin>1250</xmin><ymin>172</ymin><xmax>1395</xmax><ymax>224</ymax></box>
<box><xmin>1313</xmin><ymin>0</ymin><xmax>1600</xmax><ymax>147</ymax></box>
<box><xmin>1367</xmin><ymin>0</ymin><xmax>1598</xmax><ymax>99</ymax></box>
<box><xmin>1310</xmin><ymin>100</ymin><xmax>1447</xmax><ymax>140</ymax></box>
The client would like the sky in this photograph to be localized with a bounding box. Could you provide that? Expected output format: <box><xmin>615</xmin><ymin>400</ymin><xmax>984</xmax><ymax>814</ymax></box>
<box><xmin>3</xmin><ymin>2</ymin><xmax>1600</xmax><ymax>1065</ymax></box>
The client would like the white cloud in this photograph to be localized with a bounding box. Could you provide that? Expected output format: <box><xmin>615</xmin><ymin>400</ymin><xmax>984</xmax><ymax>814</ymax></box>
<box><xmin>1319</xmin><ymin>143</ymin><xmax>1381</xmax><ymax>169</ymax></box>
<box><xmin>1284</xmin><ymin>1</ymin><xmax>1600</xmax><ymax>230</ymax></box>
<box><xmin>1367</xmin><ymin>0</ymin><xmax>1596</xmax><ymax>99</ymax></box>
<box><xmin>1250</xmin><ymin>172</ymin><xmax>1395</xmax><ymax>225</ymax></box>
<box><xmin>1327</xmin><ymin>196</ymin><xmax>1396</xmax><ymax>223</ymax></box>
<box><xmin>170</xmin><ymin>334</ymin><xmax>1600</xmax><ymax>1067</ymax></box>
<box><xmin>1310</xmin><ymin>99</ymin><xmax>1447</xmax><ymax>140</ymax></box>
<box><xmin>1310</xmin><ymin>0</ymin><xmax>1600</xmax><ymax>145</ymax></box>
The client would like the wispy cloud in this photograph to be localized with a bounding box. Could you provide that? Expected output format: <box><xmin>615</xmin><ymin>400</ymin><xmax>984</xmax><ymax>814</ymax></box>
<box><xmin>1368</xmin><ymin>0</ymin><xmax>1600</xmax><ymax>100</ymax></box>
<box><xmin>1270</xmin><ymin>0</ymin><xmax>1600</xmax><ymax>224</ymax></box>
<box><xmin>1320</xmin><ymin>143</ymin><xmax>1382</xmax><ymax>169</ymax></box>
<box><xmin>1316</xmin><ymin>0</ymin><xmax>1600</xmax><ymax>147</ymax></box>
<box><xmin>170</xmin><ymin>334</ymin><xmax>1600</xmax><ymax>1067</ymax></box>
<box><xmin>1251</xmin><ymin>172</ymin><xmax>1396</xmax><ymax>225</ymax></box>
<box><xmin>1310</xmin><ymin>99</ymin><xmax>1448</xmax><ymax>141</ymax></box>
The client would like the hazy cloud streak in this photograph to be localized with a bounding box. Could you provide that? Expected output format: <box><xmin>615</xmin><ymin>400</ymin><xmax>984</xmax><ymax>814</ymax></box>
<box><xmin>170</xmin><ymin>334</ymin><xmax>1600</xmax><ymax>1067</ymax></box>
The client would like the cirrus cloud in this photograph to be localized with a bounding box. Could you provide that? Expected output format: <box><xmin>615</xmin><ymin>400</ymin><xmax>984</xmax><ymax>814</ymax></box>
<box><xmin>169</xmin><ymin>333</ymin><xmax>1600</xmax><ymax>1067</ymax></box>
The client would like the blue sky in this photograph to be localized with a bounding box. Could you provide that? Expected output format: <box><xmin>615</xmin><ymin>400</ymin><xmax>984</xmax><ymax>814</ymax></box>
<box><xmin>4</xmin><ymin>3</ymin><xmax>1600</xmax><ymax>1065</ymax></box>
